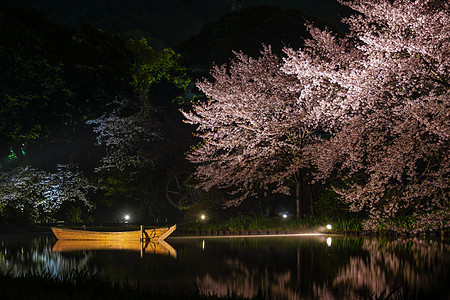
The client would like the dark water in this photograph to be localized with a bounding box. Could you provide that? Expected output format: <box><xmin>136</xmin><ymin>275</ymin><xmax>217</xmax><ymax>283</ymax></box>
<box><xmin>0</xmin><ymin>233</ymin><xmax>449</xmax><ymax>299</ymax></box>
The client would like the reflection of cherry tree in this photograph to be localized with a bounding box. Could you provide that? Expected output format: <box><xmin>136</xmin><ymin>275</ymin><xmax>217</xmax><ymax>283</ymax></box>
<box><xmin>332</xmin><ymin>238</ymin><xmax>450</xmax><ymax>299</ymax></box>
<box><xmin>196</xmin><ymin>257</ymin><xmax>302</xmax><ymax>299</ymax></box>
<box><xmin>195</xmin><ymin>237</ymin><xmax>449</xmax><ymax>299</ymax></box>
<box><xmin>0</xmin><ymin>164</ymin><xmax>93</xmax><ymax>221</ymax></box>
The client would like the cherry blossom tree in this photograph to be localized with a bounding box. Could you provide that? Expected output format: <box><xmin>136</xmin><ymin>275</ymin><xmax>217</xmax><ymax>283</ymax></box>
<box><xmin>183</xmin><ymin>46</ymin><xmax>320</xmax><ymax>218</ymax></box>
<box><xmin>283</xmin><ymin>0</ymin><xmax>449</xmax><ymax>232</ymax></box>
<box><xmin>87</xmin><ymin>97</ymin><xmax>163</xmax><ymax>174</ymax></box>
<box><xmin>86</xmin><ymin>97</ymin><xmax>172</xmax><ymax>214</ymax></box>
<box><xmin>0</xmin><ymin>164</ymin><xmax>93</xmax><ymax>222</ymax></box>
<box><xmin>185</xmin><ymin>0</ymin><xmax>448</xmax><ymax>230</ymax></box>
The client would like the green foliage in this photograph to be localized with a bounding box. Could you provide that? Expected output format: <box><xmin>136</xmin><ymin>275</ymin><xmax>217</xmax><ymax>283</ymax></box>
<box><xmin>127</xmin><ymin>38</ymin><xmax>191</xmax><ymax>105</ymax></box>
<box><xmin>314</xmin><ymin>187</ymin><xmax>349</xmax><ymax>216</ymax></box>
<box><xmin>178</xmin><ymin>214</ymin><xmax>364</xmax><ymax>233</ymax></box>
<box><xmin>183</xmin><ymin>187</ymin><xmax>226</xmax><ymax>220</ymax></box>
<box><xmin>0</xmin><ymin>6</ymin><xmax>132</xmax><ymax>168</ymax></box>
<box><xmin>0</xmin><ymin>47</ymin><xmax>69</xmax><ymax>157</ymax></box>
<box><xmin>0</xmin><ymin>202</ymin><xmax>36</xmax><ymax>225</ymax></box>
<box><xmin>226</xmin><ymin>215</ymin><xmax>284</xmax><ymax>231</ymax></box>
<box><xmin>0</xmin><ymin>5</ymin><xmax>193</xmax><ymax>174</ymax></box>
<box><xmin>332</xmin><ymin>216</ymin><xmax>364</xmax><ymax>232</ymax></box>
<box><xmin>66</xmin><ymin>206</ymin><xmax>83</xmax><ymax>223</ymax></box>
<box><xmin>103</xmin><ymin>177</ymin><xmax>130</xmax><ymax>197</ymax></box>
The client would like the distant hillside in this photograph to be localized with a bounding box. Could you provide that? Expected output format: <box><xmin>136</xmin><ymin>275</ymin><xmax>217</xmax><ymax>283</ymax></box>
<box><xmin>0</xmin><ymin>0</ymin><xmax>352</xmax><ymax>49</ymax></box>
<box><xmin>177</xmin><ymin>6</ymin><xmax>334</xmax><ymax>74</ymax></box>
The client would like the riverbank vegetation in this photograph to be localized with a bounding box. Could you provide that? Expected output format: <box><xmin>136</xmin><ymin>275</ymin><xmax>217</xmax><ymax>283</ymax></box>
<box><xmin>177</xmin><ymin>214</ymin><xmax>364</xmax><ymax>233</ymax></box>
<box><xmin>176</xmin><ymin>214</ymin><xmax>449</xmax><ymax>238</ymax></box>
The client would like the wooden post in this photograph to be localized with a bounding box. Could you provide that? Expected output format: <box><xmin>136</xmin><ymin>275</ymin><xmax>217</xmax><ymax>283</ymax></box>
<box><xmin>140</xmin><ymin>225</ymin><xmax>144</xmax><ymax>242</ymax></box>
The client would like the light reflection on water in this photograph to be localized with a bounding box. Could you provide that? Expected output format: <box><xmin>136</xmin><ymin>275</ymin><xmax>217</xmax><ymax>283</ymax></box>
<box><xmin>0</xmin><ymin>235</ymin><xmax>95</xmax><ymax>276</ymax></box>
<box><xmin>0</xmin><ymin>233</ymin><xmax>449</xmax><ymax>299</ymax></box>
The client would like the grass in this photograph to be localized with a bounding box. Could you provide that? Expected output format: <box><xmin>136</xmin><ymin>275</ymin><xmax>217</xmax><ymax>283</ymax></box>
<box><xmin>177</xmin><ymin>214</ymin><xmax>364</xmax><ymax>233</ymax></box>
<box><xmin>177</xmin><ymin>213</ymin><xmax>448</xmax><ymax>237</ymax></box>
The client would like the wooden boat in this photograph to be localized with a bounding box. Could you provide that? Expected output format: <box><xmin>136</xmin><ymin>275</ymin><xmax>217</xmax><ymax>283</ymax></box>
<box><xmin>51</xmin><ymin>225</ymin><xmax>176</xmax><ymax>242</ymax></box>
<box><xmin>52</xmin><ymin>239</ymin><xmax>177</xmax><ymax>258</ymax></box>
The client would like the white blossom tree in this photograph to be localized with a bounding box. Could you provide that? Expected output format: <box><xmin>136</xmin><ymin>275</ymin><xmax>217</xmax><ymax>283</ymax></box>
<box><xmin>87</xmin><ymin>98</ymin><xmax>163</xmax><ymax>174</ymax></box>
<box><xmin>183</xmin><ymin>46</ymin><xmax>320</xmax><ymax>218</ymax></box>
<box><xmin>0</xmin><ymin>164</ymin><xmax>93</xmax><ymax>222</ymax></box>
<box><xmin>283</xmin><ymin>0</ymin><xmax>449</xmax><ymax>232</ymax></box>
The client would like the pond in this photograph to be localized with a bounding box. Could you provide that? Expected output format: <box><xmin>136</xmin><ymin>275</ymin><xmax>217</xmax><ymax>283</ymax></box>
<box><xmin>0</xmin><ymin>233</ymin><xmax>449</xmax><ymax>299</ymax></box>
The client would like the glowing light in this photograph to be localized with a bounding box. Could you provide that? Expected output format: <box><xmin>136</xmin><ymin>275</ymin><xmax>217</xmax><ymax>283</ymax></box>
<box><xmin>282</xmin><ymin>214</ymin><xmax>288</xmax><ymax>219</ymax></box>
<box><xmin>201</xmin><ymin>214</ymin><xmax>206</xmax><ymax>220</ymax></box>
<box><xmin>202</xmin><ymin>240</ymin><xmax>205</xmax><ymax>250</ymax></box>
<box><xmin>326</xmin><ymin>224</ymin><xmax>332</xmax><ymax>230</ymax></box>
<box><xmin>124</xmin><ymin>214</ymin><xmax>130</xmax><ymax>223</ymax></box>
<box><xmin>327</xmin><ymin>237</ymin><xmax>332</xmax><ymax>247</ymax></box>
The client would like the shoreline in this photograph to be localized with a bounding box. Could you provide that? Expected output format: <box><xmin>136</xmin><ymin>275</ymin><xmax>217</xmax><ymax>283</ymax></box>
<box><xmin>172</xmin><ymin>229</ymin><xmax>447</xmax><ymax>239</ymax></box>
<box><xmin>0</xmin><ymin>226</ymin><xmax>446</xmax><ymax>240</ymax></box>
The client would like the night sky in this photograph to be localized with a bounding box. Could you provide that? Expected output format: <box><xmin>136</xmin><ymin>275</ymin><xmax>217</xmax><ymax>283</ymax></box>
<box><xmin>0</xmin><ymin>0</ymin><xmax>352</xmax><ymax>48</ymax></box>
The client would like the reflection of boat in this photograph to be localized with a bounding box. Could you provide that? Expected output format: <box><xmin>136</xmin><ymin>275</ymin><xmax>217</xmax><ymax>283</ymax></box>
<box><xmin>52</xmin><ymin>239</ymin><xmax>177</xmax><ymax>258</ymax></box>
<box><xmin>51</xmin><ymin>225</ymin><xmax>176</xmax><ymax>242</ymax></box>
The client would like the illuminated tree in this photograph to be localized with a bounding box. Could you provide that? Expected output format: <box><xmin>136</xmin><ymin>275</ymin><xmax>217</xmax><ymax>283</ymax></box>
<box><xmin>183</xmin><ymin>46</ymin><xmax>319</xmax><ymax>218</ymax></box>
<box><xmin>185</xmin><ymin>0</ymin><xmax>448</xmax><ymax>229</ymax></box>
<box><xmin>283</xmin><ymin>0</ymin><xmax>449</xmax><ymax>231</ymax></box>
<box><xmin>0</xmin><ymin>164</ymin><xmax>93</xmax><ymax>222</ymax></box>
<box><xmin>85</xmin><ymin>39</ymin><xmax>193</xmax><ymax>212</ymax></box>
<box><xmin>86</xmin><ymin>98</ymin><xmax>163</xmax><ymax>173</ymax></box>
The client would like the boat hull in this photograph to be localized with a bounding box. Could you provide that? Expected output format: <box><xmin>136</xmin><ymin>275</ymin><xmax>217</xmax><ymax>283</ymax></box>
<box><xmin>51</xmin><ymin>225</ymin><xmax>176</xmax><ymax>242</ymax></box>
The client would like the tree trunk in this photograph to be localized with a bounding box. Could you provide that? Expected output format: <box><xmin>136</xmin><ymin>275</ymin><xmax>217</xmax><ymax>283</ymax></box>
<box><xmin>308</xmin><ymin>181</ymin><xmax>314</xmax><ymax>216</ymax></box>
<box><xmin>296</xmin><ymin>170</ymin><xmax>303</xmax><ymax>219</ymax></box>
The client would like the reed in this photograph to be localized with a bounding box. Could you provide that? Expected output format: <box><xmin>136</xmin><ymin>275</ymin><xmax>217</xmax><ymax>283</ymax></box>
<box><xmin>178</xmin><ymin>214</ymin><xmax>364</xmax><ymax>233</ymax></box>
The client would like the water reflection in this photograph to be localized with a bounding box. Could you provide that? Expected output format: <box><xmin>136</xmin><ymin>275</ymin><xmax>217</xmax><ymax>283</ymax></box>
<box><xmin>330</xmin><ymin>238</ymin><xmax>450</xmax><ymax>299</ymax></box>
<box><xmin>0</xmin><ymin>234</ymin><xmax>448</xmax><ymax>299</ymax></box>
<box><xmin>198</xmin><ymin>256</ymin><xmax>300</xmax><ymax>299</ymax></box>
<box><xmin>0</xmin><ymin>235</ymin><xmax>92</xmax><ymax>277</ymax></box>
<box><xmin>190</xmin><ymin>236</ymin><xmax>449</xmax><ymax>299</ymax></box>
<box><xmin>192</xmin><ymin>236</ymin><xmax>333</xmax><ymax>299</ymax></box>
<box><xmin>52</xmin><ymin>239</ymin><xmax>177</xmax><ymax>258</ymax></box>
